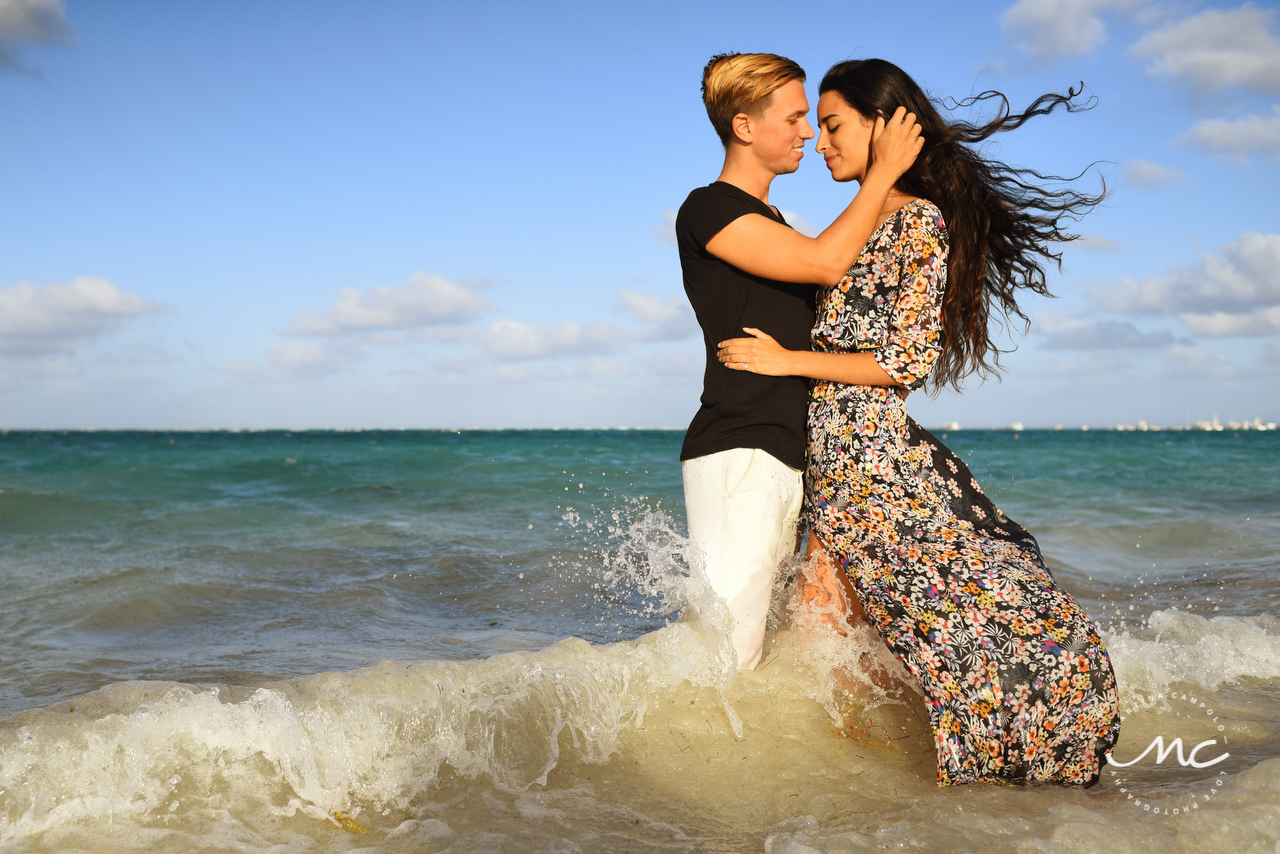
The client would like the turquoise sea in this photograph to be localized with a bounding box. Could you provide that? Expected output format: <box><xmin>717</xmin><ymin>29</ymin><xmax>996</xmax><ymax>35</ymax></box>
<box><xmin>2</xmin><ymin>429</ymin><xmax>1278</xmax><ymax>852</ymax></box>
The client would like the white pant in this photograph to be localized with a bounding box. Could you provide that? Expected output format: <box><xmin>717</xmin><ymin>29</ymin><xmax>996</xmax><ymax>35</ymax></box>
<box><xmin>682</xmin><ymin>447</ymin><xmax>804</xmax><ymax>671</ymax></box>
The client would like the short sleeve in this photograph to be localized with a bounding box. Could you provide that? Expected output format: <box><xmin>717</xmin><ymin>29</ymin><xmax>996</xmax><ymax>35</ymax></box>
<box><xmin>872</xmin><ymin>205</ymin><xmax>947</xmax><ymax>391</ymax></box>
<box><xmin>676</xmin><ymin>183</ymin><xmax>781</xmax><ymax>253</ymax></box>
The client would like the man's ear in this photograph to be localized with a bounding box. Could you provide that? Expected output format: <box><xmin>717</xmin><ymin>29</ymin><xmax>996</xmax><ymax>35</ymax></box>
<box><xmin>730</xmin><ymin>112</ymin><xmax>753</xmax><ymax>144</ymax></box>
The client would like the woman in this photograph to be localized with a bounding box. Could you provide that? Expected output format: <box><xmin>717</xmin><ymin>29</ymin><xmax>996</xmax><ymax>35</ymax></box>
<box><xmin>716</xmin><ymin>59</ymin><xmax>1120</xmax><ymax>787</ymax></box>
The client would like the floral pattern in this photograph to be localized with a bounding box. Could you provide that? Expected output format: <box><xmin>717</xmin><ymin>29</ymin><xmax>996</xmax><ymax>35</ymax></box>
<box><xmin>807</xmin><ymin>200</ymin><xmax>1121</xmax><ymax>786</ymax></box>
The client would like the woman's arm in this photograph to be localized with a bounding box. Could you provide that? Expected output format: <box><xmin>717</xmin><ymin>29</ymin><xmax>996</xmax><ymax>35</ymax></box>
<box><xmin>717</xmin><ymin>328</ymin><xmax>900</xmax><ymax>386</ymax></box>
<box><xmin>719</xmin><ymin>205</ymin><xmax>947</xmax><ymax>389</ymax></box>
<box><xmin>705</xmin><ymin>108</ymin><xmax>924</xmax><ymax>286</ymax></box>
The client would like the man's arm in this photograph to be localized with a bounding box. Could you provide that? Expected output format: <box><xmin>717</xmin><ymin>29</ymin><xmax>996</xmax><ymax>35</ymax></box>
<box><xmin>705</xmin><ymin>108</ymin><xmax>923</xmax><ymax>285</ymax></box>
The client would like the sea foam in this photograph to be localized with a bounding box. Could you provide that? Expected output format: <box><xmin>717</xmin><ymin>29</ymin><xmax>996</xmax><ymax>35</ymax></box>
<box><xmin>1105</xmin><ymin>609</ymin><xmax>1280</xmax><ymax>710</ymax></box>
<box><xmin>2</xmin><ymin>510</ymin><xmax>1277</xmax><ymax>851</ymax></box>
<box><xmin>0</xmin><ymin>510</ymin><xmax>737</xmax><ymax>844</ymax></box>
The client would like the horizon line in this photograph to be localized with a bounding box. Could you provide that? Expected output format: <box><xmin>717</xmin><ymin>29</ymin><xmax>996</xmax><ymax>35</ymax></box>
<box><xmin>2</xmin><ymin>423</ymin><xmax>1276</xmax><ymax>434</ymax></box>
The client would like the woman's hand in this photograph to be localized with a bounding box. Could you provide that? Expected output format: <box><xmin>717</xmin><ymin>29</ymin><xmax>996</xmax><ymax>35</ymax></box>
<box><xmin>717</xmin><ymin>327</ymin><xmax>795</xmax><ymax>376</ymax></box>
<box><xmin>868</xmin><ymin>106</ymin><xmax>924</xmax><ymax>182</ymax></box>
<box><xmin>701</xmin><ymin>107</ymin><xmax>923</xmax><ymax>286</ymax></box>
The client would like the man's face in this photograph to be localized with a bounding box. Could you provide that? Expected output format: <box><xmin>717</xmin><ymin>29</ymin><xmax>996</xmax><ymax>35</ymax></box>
<box><xmin>747</xmin><ymin>80</ymin><xmax>814</xmax><ymax>175</ymax></box>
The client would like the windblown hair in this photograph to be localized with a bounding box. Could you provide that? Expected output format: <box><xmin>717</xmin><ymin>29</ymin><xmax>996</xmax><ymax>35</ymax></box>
<box><xmin>701</xmin><ymin>53</ymin><xmax>806</xmax><ymax>147</ymax></box>
<box><xmin>820</xmin><ymin>58</ymin><xmax>1104</xmax><ymax>391</ymax></box>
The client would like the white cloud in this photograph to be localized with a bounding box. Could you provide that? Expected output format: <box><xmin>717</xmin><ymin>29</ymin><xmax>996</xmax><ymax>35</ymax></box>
<box><xmin>615</xmin><ymin>289</ymin><xmax>698</xmax><ymax>340</ymax></box>
<box><xmin>1122</xmin><ymin>158</ymin><xmax>1182</xmax><ymax>186</ymax></box>
<box><xmin>0</xmin><ymin>276</ymin><xmax>162</xmax><ymax>356</ymax></box>
<box><xmin>651</xmin><ymin>209</ymin><xmax>677</xmax><ymax>245</ymax></box>
<box><xmin>481</xmin><ymin>318</ymin><xmax>627</xmax><ymax>360</ymax></box>
<box><xmin>615</xmin><ymin>290</ymin><xmax>683</xmax><ymax>326</ymax></box>
<box><xmin>1093</xmin><ymin>231</ymin><xmax>1280</xmax><ymax>319</ymax></box>
<box><xmin>99</xmin><ymin>338</ymin><xmax>179</xmax><ymax>367</ymax></box>
<box><xmin>1075</xmin><ymin>233</ymin><xmax>1123</xmax><ymax>252</ymax></box>
<box><xmin>261</xmin><ymin>282</ymin><xmax>692</xmax><ymax>379</ymax></box>
<box><xmin>245</xmin><ymin>272</ymin><xmax>490</xmax><ymax>378</ymax></box>
<box><xmin>266</xmin><ymin>338</ymin><xmax>361</xmax><ymax>373</ymax></box>
<box><xmin>1157</xmin><ymin>343</ymin><xmax>1242</xmax><ymax>380</ymax></box>
<box><xmin>1001</xmin><ymin>0</ymin><xmax>1143</xmax><ymax>58</ymax></box>
<box><xmin>1132</xmin><ymin>4</ymin><xmax>1280</xmax><ymax>93</ymax></box>
<box><xmin>1036</xmin><ymin>313</ymin><xmax>1183</xmax><ymax>349</ymax></box>
<box><xmin>1003</xmin><ymin>0</ymin><xmax>1105</xmax><ymax>57</ymax></box>
<box><xmin>226</xmin><ymin>336</ymin><xmax>367</xmax><ymax>381</ymax></box>
<box><xmin>410</xmin><ymin>325</ymin><xmax>475</xmax><ymax>344</ymax></box>
<box><xmin>285</xmin><ymin>272</ymin><xmax>490</xmax><ymax>336</ymax></box>
<box><xmin>494</xmin><ymin>362</ymin><xmax>566</xmax><ymax>383</ymax></box>
<box><xmin>778</xmin><ymin>210</ymin><xmax>820</xmax><ymax>238</ymax></box>
<box><xmin>580</xmin><ymin>358</ymin><xmax>632</xmax><ymax>379</ymax></box>
<box><xmin>0</xmin><ymin>352</ymin><xmax>79</xmax><ymax>387</ymax></box>
<box><xmin>0</xmin><ymin>0</ymin><xmax>73</xmax><ymax>73</ymax></box>
<box><xmin>0</xmin><ymin>0</ymin><xmax>67</xmax><ymax>37</ymax></box>
<box><xmin>1184</xmin><ymin>105</ymin><xmax>1280</xmax><ymax>162</ymax></box>
<box><xmin>651</xmin><ymin>351</ymin><xmax>704</xmax><ymax>377</ymax></box>
<box><xmin>1178</xmin><ymin>306</ymin><xmax>1280</xmax><ymax>338</ymax></box>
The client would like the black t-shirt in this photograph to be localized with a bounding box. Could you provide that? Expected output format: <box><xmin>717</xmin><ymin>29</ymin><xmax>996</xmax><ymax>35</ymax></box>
<box><xmin>677</xmin><ymin>181</ymin><xmax>816</xmax><ymax>470</ymax></box>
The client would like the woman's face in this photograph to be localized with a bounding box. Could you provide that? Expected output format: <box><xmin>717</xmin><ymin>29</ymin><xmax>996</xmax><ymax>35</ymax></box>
<box><xmin>815</xmin><ymin>90</ymin><xmax>875</xmax><ymax>183</ymax></box>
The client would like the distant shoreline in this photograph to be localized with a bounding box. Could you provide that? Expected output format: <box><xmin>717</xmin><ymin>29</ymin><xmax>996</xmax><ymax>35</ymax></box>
<box><xmin>2</xmin><ymin>425</ymin><xmax>1276</xmax><ymax>435</ymax></box>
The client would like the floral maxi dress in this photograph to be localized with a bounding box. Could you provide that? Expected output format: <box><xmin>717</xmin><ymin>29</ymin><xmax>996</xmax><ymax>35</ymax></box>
<box><xmin>806</xmin><ymin>199</ymin><xmax>1121</xmax><ymax>786</ymax></box>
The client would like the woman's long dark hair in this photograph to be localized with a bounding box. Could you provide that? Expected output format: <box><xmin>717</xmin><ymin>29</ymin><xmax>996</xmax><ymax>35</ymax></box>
<box><xmin>820</xmin><ymin>59</ymin><xmax>1103</xmax><ymax>391</ymax></box>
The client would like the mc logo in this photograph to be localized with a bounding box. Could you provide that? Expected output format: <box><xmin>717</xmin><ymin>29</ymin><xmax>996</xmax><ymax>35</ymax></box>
<box><xmin>1104</xmin><ymin>691</ymin><xmax>1237</xmax><ymax>817</ymax></box>
<box><xmin>1105</xmin><ymin>736</ymin><xmax>1229</xmax><ymax>769</ymax></box>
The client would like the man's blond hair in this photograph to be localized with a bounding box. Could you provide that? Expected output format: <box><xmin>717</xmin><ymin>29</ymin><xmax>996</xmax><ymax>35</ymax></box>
<box><xmin>701</xmin><ymin>52</ymin><xmax>806</xmax><ymax>147</ymax></box>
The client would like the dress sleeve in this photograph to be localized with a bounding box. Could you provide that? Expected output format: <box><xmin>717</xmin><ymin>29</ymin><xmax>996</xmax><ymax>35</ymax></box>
<box><xmin>872</xmin><ymin>205</ymin><xmax>947</xmax><ymax>391</ymax></box>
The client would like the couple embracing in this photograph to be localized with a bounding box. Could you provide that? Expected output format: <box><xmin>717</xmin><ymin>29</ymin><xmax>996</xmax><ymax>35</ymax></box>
<box><xmin>676</xmin><ymin>53</ymin><xmax>1121</xmax><ymax>787</ymax></box>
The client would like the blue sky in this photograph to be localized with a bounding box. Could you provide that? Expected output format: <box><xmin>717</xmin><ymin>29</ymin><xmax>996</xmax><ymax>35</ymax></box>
<box><xmin>1</xmin><ymin>0</ymin><xmax>1277</xmax><ymax>429</ymax></box>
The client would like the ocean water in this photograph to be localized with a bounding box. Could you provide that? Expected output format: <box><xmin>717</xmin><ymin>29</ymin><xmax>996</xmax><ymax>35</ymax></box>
<box><xmin>1</xmin><ymin>428</ymin><xmax>1277</xmax><ymax>853</ymax></box>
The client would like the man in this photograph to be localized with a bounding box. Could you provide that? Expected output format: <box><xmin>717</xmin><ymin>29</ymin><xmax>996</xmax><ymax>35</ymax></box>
<box><xmin>677</xmin><ymin>53</ymin><xmax>920</xmax><ymax>670</ymax></box>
